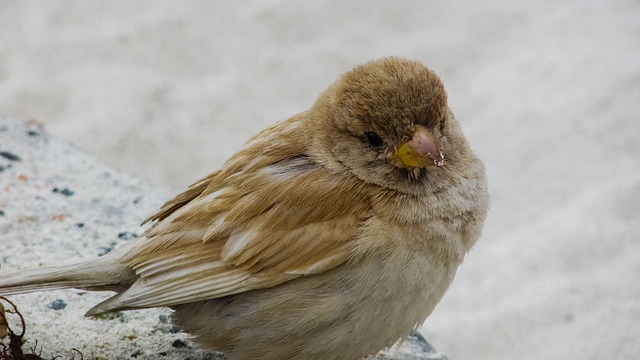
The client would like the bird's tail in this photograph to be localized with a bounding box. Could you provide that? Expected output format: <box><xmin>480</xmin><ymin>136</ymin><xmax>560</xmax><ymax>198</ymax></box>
<box><xmin>0</xmin><ymin>255</ymin><xmax>134</xmax><ymax>296</ymax></box>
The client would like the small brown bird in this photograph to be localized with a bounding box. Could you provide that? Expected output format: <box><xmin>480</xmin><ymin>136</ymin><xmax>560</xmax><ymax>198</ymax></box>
<box><xmin>0</xmin><ymin>57</ymin><xmax>488</xmax><ymax>359</ymax></box>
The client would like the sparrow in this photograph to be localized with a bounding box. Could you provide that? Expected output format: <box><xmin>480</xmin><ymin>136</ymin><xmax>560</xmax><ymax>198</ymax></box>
<box><xmin>0</xmin><ymin>57</ymin><xmax>488</xmax><ymax>360</ymax></box>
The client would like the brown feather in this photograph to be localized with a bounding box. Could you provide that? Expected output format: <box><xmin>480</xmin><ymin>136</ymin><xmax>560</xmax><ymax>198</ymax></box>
<box><xmin>93</xmin><ymin>115</ymin><xmax>373</xmax><ymax>312</ymax></box>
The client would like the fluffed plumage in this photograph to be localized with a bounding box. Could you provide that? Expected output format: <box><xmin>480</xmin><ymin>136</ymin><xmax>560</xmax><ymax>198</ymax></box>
<box><xmin>0</xmin><ymin>57</ymin><xmax>488</xmax><ymax>360</ymax></box>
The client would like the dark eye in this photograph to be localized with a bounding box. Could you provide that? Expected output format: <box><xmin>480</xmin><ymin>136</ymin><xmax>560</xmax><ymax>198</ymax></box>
<box><xmin>364</xmin><ymin>131</ymin><xmax>383</xmax><ymax>148</ymax></box>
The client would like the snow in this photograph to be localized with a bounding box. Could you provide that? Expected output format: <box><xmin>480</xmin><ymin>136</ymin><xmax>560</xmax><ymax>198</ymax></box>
<box><xmin>1</xmin><ymin>0</ymin><xmax>639</xmax><ymax>358</ymax></box>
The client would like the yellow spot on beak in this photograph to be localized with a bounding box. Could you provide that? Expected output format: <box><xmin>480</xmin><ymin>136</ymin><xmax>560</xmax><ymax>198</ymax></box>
<box><xmin>393</xmin><ymin>125</ymin><xmax>443</xmax><ymax>168</ymax></box>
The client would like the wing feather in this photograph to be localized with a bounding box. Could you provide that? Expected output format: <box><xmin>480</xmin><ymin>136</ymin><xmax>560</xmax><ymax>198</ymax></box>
<box><xmin>91</xmin><ymin>116</ymin><xmax>372</xmax><ymax>313</ymax></box>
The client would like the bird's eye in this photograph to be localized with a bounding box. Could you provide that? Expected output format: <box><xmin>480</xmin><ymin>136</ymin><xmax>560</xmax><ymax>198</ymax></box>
<box><xmin>364</xmin><ymin>131</ymin><xmax>384</xmax><ymax>148</ymax></box>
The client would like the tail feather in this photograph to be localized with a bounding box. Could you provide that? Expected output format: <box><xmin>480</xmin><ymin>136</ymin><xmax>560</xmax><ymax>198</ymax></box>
<box><xmin>0</xmin><ymin>256</ymin><xmax>135</xmax><ymax>297</ymax></box>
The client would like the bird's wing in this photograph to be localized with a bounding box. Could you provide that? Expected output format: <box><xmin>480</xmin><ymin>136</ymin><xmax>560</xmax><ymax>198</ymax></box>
<box><xmin>87</xmin><ymin>117</ymin><xmax>371</xmax><ymax>314</ymax></box>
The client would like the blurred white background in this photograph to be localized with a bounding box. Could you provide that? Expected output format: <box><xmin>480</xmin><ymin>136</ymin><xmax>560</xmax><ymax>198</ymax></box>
<box><xmin>1</xmin><ymin>1</ymin><xmax>639</xmax><ymax>358</ymax></box>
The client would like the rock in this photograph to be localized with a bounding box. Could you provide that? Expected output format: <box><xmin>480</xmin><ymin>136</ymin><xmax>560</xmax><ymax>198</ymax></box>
<box><xmin>0</xmin><ymin>115</ymin><xmax>446</xmax><ymax>359</ymax></box>
<box><xmin>47</xmin><ymin>298</ymin><xmax>67</xmax><ymax>310</ymax></box>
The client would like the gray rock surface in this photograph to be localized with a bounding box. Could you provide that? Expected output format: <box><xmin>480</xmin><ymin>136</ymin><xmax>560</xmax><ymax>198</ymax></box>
<box><xmin>0</xmin><ymin>115</ymin><xmax>446</xmax><ymax>359</ymax></box>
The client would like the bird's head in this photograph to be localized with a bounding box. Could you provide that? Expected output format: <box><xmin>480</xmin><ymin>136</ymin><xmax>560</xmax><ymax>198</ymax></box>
<box><xmin>306</xmin><ymin>57</ymin><xmax>468</xmax><ymax>194</ymax></box>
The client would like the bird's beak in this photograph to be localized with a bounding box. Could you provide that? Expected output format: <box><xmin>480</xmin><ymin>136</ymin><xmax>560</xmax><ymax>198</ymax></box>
<box><xmin>393</xmin><ymin>125</ymin><xmax>444</xmax><ymax>168</ymax></box>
